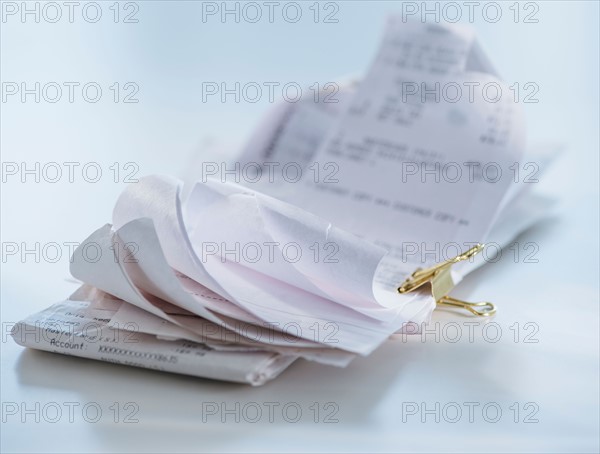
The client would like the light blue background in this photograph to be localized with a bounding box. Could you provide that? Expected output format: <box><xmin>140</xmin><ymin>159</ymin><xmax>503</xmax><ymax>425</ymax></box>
<box><xmin>1</xmin><ymin>1</ymin><xmax>598</xmax><ymax>452</ymax></box>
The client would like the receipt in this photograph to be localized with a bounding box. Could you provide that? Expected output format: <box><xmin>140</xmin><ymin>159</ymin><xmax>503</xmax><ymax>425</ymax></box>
<box><xmin>104</xmin><ymin>175</ymin><xmax>428</xmax><ymax>355</ymax></box>
<box><xmin>288</xmin><ymin>20</ymin><xmax>525</xmax><ymax>265</ymax></box>
<box><xmin>232</xmin><ymin>19</ymin><xmax>527</xmax><ymax>295</ymax></box>
<box><xmin>10</xmin><ymin>287</ymin><xmax>296</xmax><ymax>386</ymax></box>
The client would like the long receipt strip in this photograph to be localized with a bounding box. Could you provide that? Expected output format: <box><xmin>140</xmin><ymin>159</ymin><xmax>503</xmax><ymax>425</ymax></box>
<box><xmin>12</xmin><ymin>19</ymin><xmax>556</xmax><ymax>385</ymax></box>
<box><xmin>13</xmin><ymin>286</ymin><xmax>295</xmax><ymax>386</ymax></box>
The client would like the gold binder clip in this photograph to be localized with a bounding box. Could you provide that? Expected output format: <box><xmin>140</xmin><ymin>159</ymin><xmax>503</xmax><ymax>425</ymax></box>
<box><xmin>397</xmin><ymin>243</ymin><xmax>496</xmax><ymax>317</ymax></box>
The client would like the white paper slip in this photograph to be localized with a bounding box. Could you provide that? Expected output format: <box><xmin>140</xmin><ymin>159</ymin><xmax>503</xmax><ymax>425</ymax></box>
<box><xmin>10</xmin><ymin>292</ymin><xmax>296</xmax><ymax>386</ymax></box>
<box><xmin>286</xmin><ymin>21</ymin><xmax>525</xmax><ymax>264</ymax></box>
<box><xmin>227</xmin><ymin>20</ymin><xmax>525</xmax><ymax>288</ymax></box>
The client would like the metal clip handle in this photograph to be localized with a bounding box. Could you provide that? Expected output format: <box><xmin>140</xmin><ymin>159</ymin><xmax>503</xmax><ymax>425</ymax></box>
<box><xmin>437</xmin><ymin>296</ymin><xmax>497</xmax><ymax>317</ymax></box>
<box><xmin>398</xmin><ymin>244</ymin><xmax>496</xmax><ymax>317</ymax></box>
<box><xmin>398</xmin><ymin>244</ymin><xmax>484</xmax><ymax>293</ymax></box>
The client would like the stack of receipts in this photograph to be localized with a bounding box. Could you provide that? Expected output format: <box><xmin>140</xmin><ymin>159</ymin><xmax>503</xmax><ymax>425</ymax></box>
<box><xmin>12</xmin><ymin>18</ymin><xmax>557</xmax><ymax>385</ymax></box>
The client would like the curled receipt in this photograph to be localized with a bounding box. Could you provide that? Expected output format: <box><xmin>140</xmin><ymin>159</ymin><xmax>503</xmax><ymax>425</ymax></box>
<box><xmin>69</xmin><ymin>174</ymin><xmax>427</xmax><ymax>357</ymax></box>
<box><xmin>11</xmin><ymin>287</ymin><xmax>295</xmax><ymax>386</ymax></box>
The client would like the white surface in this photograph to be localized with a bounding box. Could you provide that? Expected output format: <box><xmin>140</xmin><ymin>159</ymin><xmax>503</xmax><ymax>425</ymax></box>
<box><xmin>1</xmin><ymin>2</ymin><xmax>598</xmax><ymax>452</ymax></box>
